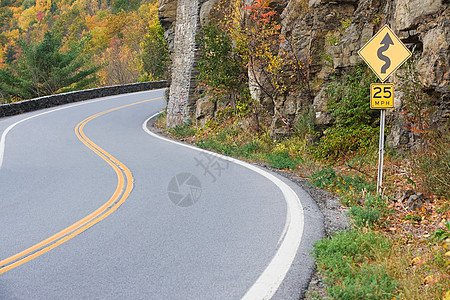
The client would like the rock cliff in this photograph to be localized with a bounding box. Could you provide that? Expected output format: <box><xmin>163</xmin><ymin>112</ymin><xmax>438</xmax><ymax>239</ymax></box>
<box><xmin>160</xmin><ymin>0</ymin><xmax>449</xmax><ymax>147</ymax></box>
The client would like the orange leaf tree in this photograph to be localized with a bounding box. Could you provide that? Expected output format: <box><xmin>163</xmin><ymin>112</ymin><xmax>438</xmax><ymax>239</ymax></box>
<box><xmin>244</xmin><ymin>0</ymin><xmax>312</xmax><ymax>131</ymax></box>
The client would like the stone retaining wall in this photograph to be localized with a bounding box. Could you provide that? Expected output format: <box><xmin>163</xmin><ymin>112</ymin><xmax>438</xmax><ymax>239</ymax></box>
<box><xmin>166</xmin><ymin>0</ymin><xmax>203</xmax><ymax>128</ymax></box>
<box><xmin>0</xmin><ymin>81</ymin><xmax>168</xmax><ymax>118</ymax></box>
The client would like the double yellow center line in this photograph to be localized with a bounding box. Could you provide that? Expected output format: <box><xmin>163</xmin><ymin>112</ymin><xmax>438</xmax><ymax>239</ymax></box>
<box><xmin>0</xmin><ymin>97</ymin><xmax>161</xmax><ymax>274</ymax></box>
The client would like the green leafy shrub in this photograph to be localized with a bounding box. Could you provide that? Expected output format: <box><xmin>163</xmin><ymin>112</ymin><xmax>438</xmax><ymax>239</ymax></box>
<box><xmin>293</xmin><ymin>105</ymin><xmax>315</xmax><ymax>137</ymax></box>
<box><xmin>266</xmin><ymin>150</ymin><xmax>299</xmax><ymax>170</ymax></box>
<box><xmin>341</xmin><ymin>173</ymin><xmax>376</xmax><ymax>194</ymax></box>
<box><xmin>364</xmin><ymin>193</ymin><xmax>388</xmax><ymax>211</ymax></box>
<box><xmin>314</xmin><ymin>124</ymin><xmax>379</xmax><ymax>160</ymax></box>
<box><xmin>337</xmin><ymin>176</ymin><xmax>376</xmax><ymax>207</ymax></box>
<box><xmin>431</xmin><ymin>221</ymin><xmax>450</xmax><ymax>241</ymax></box>
<box><xmin>349</xmin><ymin>206</ymin><xmax>381</xmax><ymax>228</ymax></box>
<box><xmin>326</xmin><ymin>65</ymin><xmax>378</xmax><ymax>126</ymax></box>
<box><xmin>310</xmin><ymin>167</ymin><xmax>338</xmax><ymax>189</ymax></box>
<box><xmin>197</xmin><ymin>21</ymin><xmax>249</xmax><ymax>106</ymax></box>
<box><xmin>314</xmin><ymin>65</ymin><xmax>379</xmax><ymax>160</ymax></box>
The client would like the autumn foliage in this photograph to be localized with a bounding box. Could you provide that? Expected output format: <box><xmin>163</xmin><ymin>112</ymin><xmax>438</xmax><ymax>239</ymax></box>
<box><xmin>0</xmin><ymin>0</ymin><xmax>168</xmax><ymax>103</ymax></box>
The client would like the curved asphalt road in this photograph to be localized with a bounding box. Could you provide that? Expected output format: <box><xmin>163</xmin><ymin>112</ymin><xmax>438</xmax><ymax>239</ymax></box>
<box><xmin>0</xmin><ymin>89</ymin><xmax>323</xmax><ymax>299</ymax></box>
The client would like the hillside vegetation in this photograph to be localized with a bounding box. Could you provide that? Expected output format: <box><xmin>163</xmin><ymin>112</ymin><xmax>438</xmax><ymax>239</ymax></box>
<box><xmin>0</xmin><ymin>0</ymin><xmax>169</xmax><ymax>103</ymax></box>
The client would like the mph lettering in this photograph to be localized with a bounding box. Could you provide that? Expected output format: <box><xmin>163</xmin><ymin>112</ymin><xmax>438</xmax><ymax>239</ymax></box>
<box><xmin>374</xmin><ymin>100</ymin><xmax>391</xmax><ymax>106</ymax></box>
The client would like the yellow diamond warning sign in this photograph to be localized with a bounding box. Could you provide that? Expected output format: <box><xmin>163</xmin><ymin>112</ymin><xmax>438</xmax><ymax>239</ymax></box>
<box><xmin>371</xmin><ymin>83</ymin><xmax>394</xmax><ymax>109</ymax></box>
<box><xmin>358</xmin><ymin>25</ymin><xmax>411</xmax><ymax>82</ymax></box>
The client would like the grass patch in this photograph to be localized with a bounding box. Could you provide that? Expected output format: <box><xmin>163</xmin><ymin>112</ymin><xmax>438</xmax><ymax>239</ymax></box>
<box><xmin>197</xmin><ymin>135</ymin><xmax>302</xmax><ymax>170</ymax></box>
<box><xmin>310</xmin><ymin>167</ymin><xmax>376</xmax><ymax>207</ymax></box>
<box><xmin>349</xmin><ymin>206</ymin><xmax>381</xmax><ymax>228</ymax></box>
<box><xmin>313</xmin><ymin>228</ymin><xmax>450</xmax><ymax>299</ymax></box>
<box><xmin>348</xmin><ymin>194</ymin><xmax>388</xmax><ymax>228</ymax></box>
<box><xmin>266</xmin><ymin>150</ymin><xmax>301</xmax><ymax>170</ymax></box>
<box><xmin>168</xmin><ymin>121</ymin><xmax>196</xmax><ymax>138</ymax></box>
<box><xmin>196</xmin><ymin>136</ymin><xmax>263</xmax><ymax>159</ymax></box>
<box><xmin>193</xmin><ymin>116</ymin><xmax>308</xmax><ymax>171</ymax></box>
<box><xmin>384</xmin><ymin>238</ymin><xmax>450</xmax><ymax>299</ymax></box>
<box><xmin>154</xmin><ymin>110</ymin><xmax>167</xmax><ymax>129</ymax></box>
<box><xmin>313</xmin><ymin>229</ymin><xmax>397</xmax><ymax>299</ymax></box>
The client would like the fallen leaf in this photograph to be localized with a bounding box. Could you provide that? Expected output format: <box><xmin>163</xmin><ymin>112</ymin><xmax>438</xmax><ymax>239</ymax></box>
<box><xmin>411</xmin><ymin>257</ymin><xmax>421</xmax><ymax>265</ymax></box>
<box><xmin>424</xmin><ymin>274</ymin><xmax>433</xmax><ymax>284</ymax></box>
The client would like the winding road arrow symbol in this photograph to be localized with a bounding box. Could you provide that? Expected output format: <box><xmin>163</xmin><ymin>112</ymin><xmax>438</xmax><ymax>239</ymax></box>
<box><xmin>358</xmin><ymin>24</ymin><xmax>412</xmax><ymax>82</ymax></box>
<box><xmin>377</xmin><ymin>33</ymin><xmax>394</xmax><ymax>74</ymax></box>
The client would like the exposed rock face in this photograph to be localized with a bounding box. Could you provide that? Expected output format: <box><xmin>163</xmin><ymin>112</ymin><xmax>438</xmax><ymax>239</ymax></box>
<box><xmin>279</xmin><ymin>0</ymin><xmax>449</xmax><ymax>146</ymax></box>
<box><xmin>199</xmin><ymin>0</ymin><xmax>219</xmax><ymax>27</ymax></box>
<box><xmin>388</xmin><ymin>2</ymin><xmax>449</xmax><ymax>148</ymax></box>
<box><xmin>393</xmin><ymin>0</ymin><xmax>443</xmax><ymax>31</ymax></box>
<box><xmin>413</xmin><ymin>7</ymin><xmax>449</xmax><ymax>91</ymax></box>
<box><xmin>159</xmin><ymin>0</ymin><xmax>178</xmax><ymax>55</ymax></box>
<box><xmin>195</xmin><ymin>96</ymin><xmax>215</xmax><ymax>127</ymax></box>
<box><xmin>161</xmin><ymin>0</ymin><xmax>449</xmax><ymax>146</ymax></box>
<box><xmin>276</xmin><ymin>0</ymin><xmax>372</xmax><ymax>131</ymax></box>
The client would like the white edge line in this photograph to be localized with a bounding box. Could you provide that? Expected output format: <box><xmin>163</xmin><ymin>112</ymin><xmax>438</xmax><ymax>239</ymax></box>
<box><xmin>0</xmin><ymin>89</ymin><xmax>165</xmax><ymax>169</ymax></box>
<box><xmin>142</xmin><ymin>112</ymin><xmax>305</xmax><ymax>300</ymax></box>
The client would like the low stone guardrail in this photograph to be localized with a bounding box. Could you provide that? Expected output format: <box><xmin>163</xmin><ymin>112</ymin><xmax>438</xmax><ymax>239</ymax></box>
<box><xmin>0</xmin><ymin>81</ymin><xmax>168</xmax><ymax>118</ymax></box>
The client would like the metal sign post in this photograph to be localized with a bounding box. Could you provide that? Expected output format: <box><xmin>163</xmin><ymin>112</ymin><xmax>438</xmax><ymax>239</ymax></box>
<box><xmin>370</xmin><ymin>83</ymin><xmax>393</xmax><ymax>194</ymax></box>
<box><xmin>377</xmin><ymin>109</ymin><xmax>386</xmax><ymax>194</ymax></box>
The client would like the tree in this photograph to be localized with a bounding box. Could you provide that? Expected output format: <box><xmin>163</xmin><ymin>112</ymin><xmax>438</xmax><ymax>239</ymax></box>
<box><xmin>245</xmin><ymin>0</ymin><xmax>311</xmax><ymax>102</ymax></box>
<box><xmin>243</xmin><ymin>0</ymin><xmax>313</xmax><ymax>133</ymax></box>
<box><xmin>112</xmin><ymin>0</ymin><xmax>140</xmax><ymax>14</ymax></box>
<box><xmin>0</xmin><ymin>31</ymin><xmax>101</xmax><ymax>100</ymax></box>
<box><xmin>197</xmin><ymin>21</ymin><xmax>247</xmax><ymax>106</ymax></box>
<box><xmin>140</xmin><ymin>16</ymin><xmax>169</xmax><ymax>81</ymax></box>
<box><xmin>99</xmin><ymin>37</ymin><xmax>139</xmax><ymax>85</ymax></box>
<box><xmin>0</xmin><ymin>7</ymin><xmax>13</xmax><ymax>29</ymax></box>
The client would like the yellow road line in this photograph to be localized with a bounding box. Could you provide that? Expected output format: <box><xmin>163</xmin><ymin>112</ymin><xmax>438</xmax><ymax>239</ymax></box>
<box><xmin>0</xmin><ymin>97</ymin><xmax>162</xmax><ymax>274</ymax></box>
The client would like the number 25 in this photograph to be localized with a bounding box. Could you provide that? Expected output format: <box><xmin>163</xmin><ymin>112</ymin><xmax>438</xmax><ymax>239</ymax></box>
<box><xmin>374</xmin><ymin>87</ymin><xmax>392</xmax><ymax>98</ymax></box>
